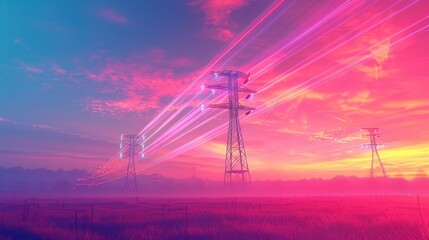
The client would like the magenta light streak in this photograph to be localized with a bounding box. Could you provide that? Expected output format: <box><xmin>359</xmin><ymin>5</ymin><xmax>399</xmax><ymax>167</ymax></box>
<box><xmin>86</xmin><ymin>2</ymin><xmax>427</xmax><ymax>184</ymax></box>
<box><xmin>144</xmin><ymin>94</ymin><xmax>204</xmax><ymax>142</ymax></box>
<box><xmin>141</xmin><ymin>123</ymin><xmax>228</xmax><ymax>170</ymax></box>
<box><xmin>255</xmin><ymin>0</ymin><xmax>419</xmax><ymax>94</ymax></box>
<box><xmin>143</xmin><ymin>93</ymin><xmax>223</xmax><ymax>154</ymax></box>
<box><xmin>262</xmin><ymin>17</ymin><xmax>429</xmax><ymax>110</ymax></box>
<box><xmin>211</xmin><ymin>1</ymin><xmax>298</xmax><ymax>69</ymax></box>
<box><xmin>137</xmin><ymin>0</ymin><xmax>285</xmax><ymax>137</ymax></box>
<box><xmin>119</xmin><ymin>0</ymin><xmax>286</xmax><ymax>160</ymax></box>
<box><xmin>143</xmin><ymin>87</ymin><xmax>232</xmax><ymax>156</ymax></box>
<box><xmin>144</xmin><ymin>106</ymin><xmax>210</xmax><ymax>155</ymax></box>
<box><xmin>137</xmin><ymin>19</ymin><xmax>428</xmax><ymax>173</ymax></box>
<box><xmin>144</xmin><ymin>0</ymin><xmax>369</xmax><ymax>155</ymax></box>
<box><xmin>140</xmin><ymin>0</ymin><xmax>285</xmax><ymax>142</ymax></box>
<box><xmin>143</xmin><ymin>0</ymin><xmax>373</xmax><ymax>158</ymax></box>
<box><xmin>246</xmin><ymin>0</ymin><xmax>376</xmax><ymax>80</ymax></box>
<box><xmin>146</xmin><ymin>110</ymin><xmax>225</xmax><ymax>156</ymax></box>
<box><xmin>137</xmin><ymin>0</ymin><xmax>344</xmax><ymax>160</ymax></box>
<box><xmin>246</xmin><ymin>0</ymin><xmax>389</xmax><ymax>82</ymax></box>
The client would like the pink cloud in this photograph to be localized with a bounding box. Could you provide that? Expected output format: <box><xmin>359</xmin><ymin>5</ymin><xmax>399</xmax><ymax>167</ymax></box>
<box><xmin>52</xmin><ymin>64</ymin><xmax>66</xmax><ymax>74</ymax></box>
<box><xmin>32</xmin><ymin>124</ymin><xmax>61</xmax><ymax>131</ymax></box>
<box><xmin>0</xmin><ymin>150</ymin><xmax>105</xmax><ymax>171</ymax></box>
<box><xmin>0</xmin><ymin>117</ymin><xmax>16</xmax><ymax>124</ymax></box>
<box><xmin>23</xmin><ymin>64</ymin><xmax>43</xmax><ymax>73</ymax></box>
<box><xmin>84</xmin><ymin>50</ymin><xmax>195</xmax><ymax>115</ymax></box>
<box><xmin>99</xmin><ymin>8</ymin><xmax>128</xmax><ymax>24</ymax></box>
<box><xmin>189</xmin><ymin>0</ymin><xmax>248</xmax><ymax>26</ymax></box>
<box><xmin>147</xmin><ymin>48</ymin><xmax>166</xmax><ymax>63</ymax></box>
<box><xmin>189</xmin><ymin>0</ymin><xmax>248</xmax><ymax>41</ymax></box>
<box><xmin>200</xmin><ymin>27</ymin><xmax>234</xmax><ymax>41</ymax></box>
<box><xmin>168</xmin><ymin>57</ymin><xmax>195</xmax><ymax>68</ymax></box>
<box><xmin>86</xmin><ymin>97</ymin><xmax>158</xmax><ymax>115</ymax></box>
<box><xmin>31</xmin><ymin>0</ymin><xmax>426</xmax><ymax>180</ymax></box>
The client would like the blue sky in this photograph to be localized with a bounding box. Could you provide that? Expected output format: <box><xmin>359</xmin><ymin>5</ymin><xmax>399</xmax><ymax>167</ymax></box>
<box><xmin>1</xmin><ymin>0</ymin><xmax>428</xmax><ymax>181</ymax></box>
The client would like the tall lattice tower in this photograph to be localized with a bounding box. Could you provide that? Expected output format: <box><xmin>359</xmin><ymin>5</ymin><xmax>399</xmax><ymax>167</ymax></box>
<box><xmin>361</xmin><ymin>128</ymin><xmax>387</xmax><ymax>178</ymax></box>
<box><xmin>119</xmin><ymin>134</ymin><xmax>145</xmax><ymax>195</ymax></box>
<box><xmin>205</xmin><ymin>70</ymin><xmax>256</xmax><ymax>186</ymax></box>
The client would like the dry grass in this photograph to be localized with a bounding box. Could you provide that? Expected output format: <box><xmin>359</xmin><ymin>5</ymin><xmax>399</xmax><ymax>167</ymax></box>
<box><xmin>0</xmin><ymin>195</ymin><xmax>428</xmax><ymax>239</ymax></box>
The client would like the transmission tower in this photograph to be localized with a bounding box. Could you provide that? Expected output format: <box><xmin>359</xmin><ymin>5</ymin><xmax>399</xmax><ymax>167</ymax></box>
<box><xmin>205</xmin><ymin>70</ymin><xmax>256</xmax><ymax>186</ymax></box>
<box><xmin>361</xmin><ymin>128</ymin><xmax>387</xmax><ymax>178</ymax></box>
<box><xmin>119</xmin><ymin>134</ymin><xmax>145</xmax><ymax>196</ymax></box>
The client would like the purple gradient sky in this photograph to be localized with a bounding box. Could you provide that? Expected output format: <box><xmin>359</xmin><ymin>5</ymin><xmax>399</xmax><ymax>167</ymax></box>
<box><xmin>1</xmin><ymin>0</ymin><xmax>428</xmax><ymax>181</ymax></box>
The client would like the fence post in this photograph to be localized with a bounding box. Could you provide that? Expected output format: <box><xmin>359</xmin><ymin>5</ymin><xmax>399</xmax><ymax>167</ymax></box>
<box><xmin>75</xmin><ymin>210</ymin><xmax>78</xmax><ymax>240</ymax></box>
<box><xmin>90</xmin><ymin>205</ymin><xmax>94</xmax><ymax>240</ymax></box>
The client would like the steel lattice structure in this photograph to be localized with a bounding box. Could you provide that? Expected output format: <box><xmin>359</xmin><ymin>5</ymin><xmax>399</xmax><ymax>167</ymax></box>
<box><xmin>361</xmin><ymin>128</ymin><xmax>387</xmax><ymax>178</ymax></box>
<box><xmin>120</xmin><ymin>134</ymin><xmax>144</xmax><ymax>196</ymax></box>
<box><xmin>206</xmin><ymin>70</ymin><xmax>256</xmax><ymax>186</ymax></box>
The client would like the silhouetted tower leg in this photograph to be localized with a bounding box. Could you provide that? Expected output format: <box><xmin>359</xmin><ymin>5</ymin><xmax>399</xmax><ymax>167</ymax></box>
<box><xmin>362</xmin><ymin>128</ymin><xmax>387</xmax><ymax>178</ymax></box>
<box><xmin>206</xmin><ymin>70</ymin><xmax>256</xmax><ymax>186</ymax></box>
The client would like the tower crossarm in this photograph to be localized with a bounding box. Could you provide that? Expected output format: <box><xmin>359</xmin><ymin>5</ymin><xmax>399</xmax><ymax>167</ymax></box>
<box><xmin>211</xmin><ymin>70</ymin><xmax>249</xmax><ymax>78</ymax></box>
<box><xmin>205</xmin><ymin>84</ymin><xmax>257</xmax><ymax>93</ymax></box>
<box><xmin>361</xmin><ymin>128</ymin><xmax>380</xmax><ymax>131</ymax></box>
<box><xmin>208</xmin><ymin>103</ymin><xmax>256</xmax><ymax>111</ymax></box>
<box><xmin>238</xmin><ymin>86</ymin><xmax>257</xmax><ymax>93</ymax></box>
<box><xmin>123</xmin><ymin>134</ymin><xmax>137</xmax><ymax>138</ymax></box>
<box><xmin>362</xmin><ymin>134</ymin><xmax>380</xmax><ymax>137</ymax></box>
<box><xmin>205</xmin><ymin>84</ymin><xmax>228</xmax><ymax>91</ymax></box>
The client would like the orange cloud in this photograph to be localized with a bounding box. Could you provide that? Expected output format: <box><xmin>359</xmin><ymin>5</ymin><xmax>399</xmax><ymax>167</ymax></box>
<box><xmin>383</xmin><ymin>99</ymin><xmax>428</xmax><ymax>110</ymax></box>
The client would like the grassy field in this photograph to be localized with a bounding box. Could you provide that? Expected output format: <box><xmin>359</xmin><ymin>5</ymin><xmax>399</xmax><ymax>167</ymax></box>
<box><xmin>0</xmin><ymin>195</ymin><xmax>428</xmax><ymax>239</ymax></box>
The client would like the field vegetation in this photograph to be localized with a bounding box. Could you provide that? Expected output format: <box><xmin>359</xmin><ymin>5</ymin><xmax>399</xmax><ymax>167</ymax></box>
<box><xmin>0</xmin><ymin>195</ymin><xmax>428</xmax><ymax>239</ymax></box>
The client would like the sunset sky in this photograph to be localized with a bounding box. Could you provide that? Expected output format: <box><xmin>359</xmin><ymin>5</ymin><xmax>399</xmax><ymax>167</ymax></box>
<box><xmin>0</xmin><ymin>0</ymin><xmax>428</xmax><ymax>182</ymax></box>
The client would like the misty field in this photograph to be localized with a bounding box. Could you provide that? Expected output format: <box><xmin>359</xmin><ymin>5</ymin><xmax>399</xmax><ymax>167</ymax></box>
<box><xmin>0</xmin><ymin>196</ymin><xmax>428</xmax><ymax>240</ymax></box>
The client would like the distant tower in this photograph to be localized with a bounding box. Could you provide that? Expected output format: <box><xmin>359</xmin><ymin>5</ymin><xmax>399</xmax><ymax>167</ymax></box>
<box><xmin>205</xmin><ymin>70</ymin><xmax>256</xmax><ymax>186</ymax></box>
<box><xmin>361</xmin><ymin>128</ymin><xmax>387</xmax><ymax>178</ymax></box>
<box><xmin>119</xmin><ymin>134</ymin><xmax>145</xmax><ymax>195</ymax></box>
<box><xmin>151</xmin><ymin>174</ymin><xmax>160</xmax><ymax>187</ymax></box>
